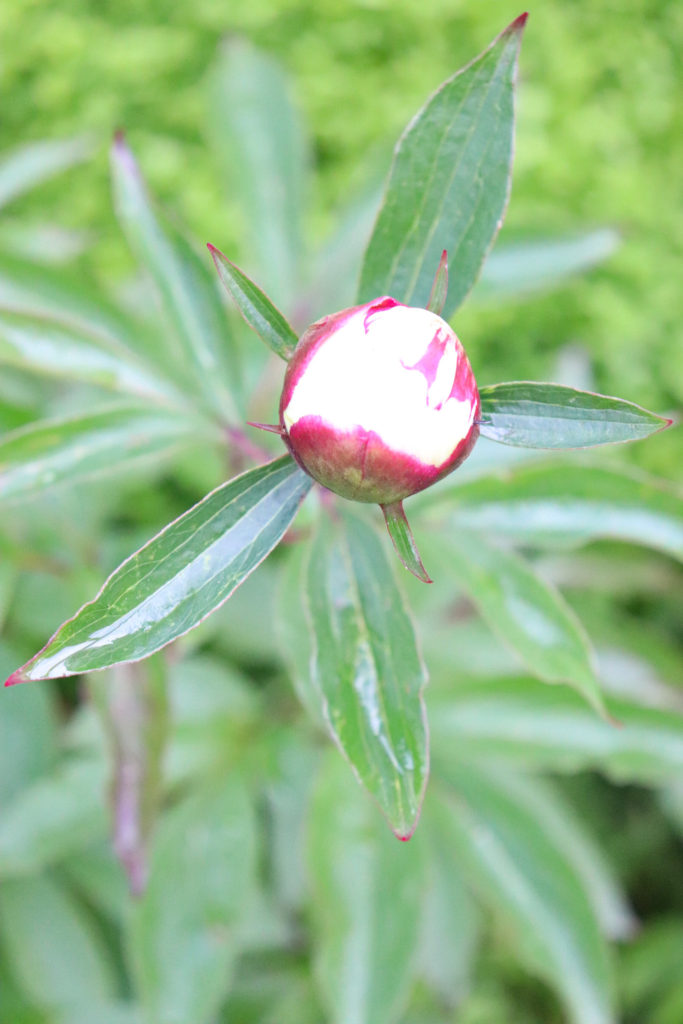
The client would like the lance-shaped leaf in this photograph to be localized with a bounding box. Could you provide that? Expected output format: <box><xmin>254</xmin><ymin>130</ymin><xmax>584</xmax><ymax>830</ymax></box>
<box><xmin>304</xmin><ymin>512</ymin><xmax>428</xmax><ymax>839</ymax></box>
<box><xmin>128</xmin><ymin>778</ymin><xmax>256</xmax><ymax>1024</ymax></box>
<box><xmin>432</xmin><ymin>462</ymin><xmax>683</xmax><ymax>562</ymax></box>
<box><xmin>0</xmin><ymin>405</ymin><xmax>204</xmax><ymax>504</ymax></box>
<box><xmin>6</xmin><ymin>455</ymin><xmax>312</xmax><ymax>683</ymax></box>
<box><xmin>472</xmin><ymin>229</ymin><xmax>620</xmax><ymax>303</ymax></box>
<box><xmin>0</xmin><ymin>312</ymin><xmax>180</xmax><ymax>403</ymax></box>
<box><xmin>430</xmin><ymin>532</ymin><xmax>606</xmax><ymax>715</ymax></box>
<box><xmin>208</xmin><ymin>244</ymin><xmax>298</xmax><ymax>361</ymax></box>
<box><xmin>479</xmin><ymin>382</ymin><xmax>672</xmax><ymax>448</ymax></box>
<box><xmin>434</xmin><ymin>764</ymin><xmax>615</xmax><ymax>1024</ymax></box>
<box><xmin>359</xmin><ymin>14</ymin><xmax>527</xmax><ymax>316</ymax></box>
<box><xmin>430</xmin><ymin>675</ymin><xmax>683</xmax><ymax>783</ymax></box>
<box><xmin>111</xmin><ymin>135</ymin><xmax>242</xmax><ymax>420</ymax></box>
<box><xmin>0</xmin><ymin>874</ymin><xmax>117</xmax><ymax>1010</ymax></box>
<box><xmin>206</xmin><ymin>38</ymin><xmax>310</xmax><ymax>307</ymax></box>
<box><xmin>307</xmin><ymin>751</ymin><xmax>424</xmax><ymax>1024</ymax></box>
<box><xmin>0</xmin><ymin>136</ymin><xmax>93</xmax><ymax>210</ymax></box>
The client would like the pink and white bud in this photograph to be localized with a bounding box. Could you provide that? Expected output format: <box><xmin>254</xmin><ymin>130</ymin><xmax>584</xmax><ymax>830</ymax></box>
<box><xmin>279</xmin><ymin>296</ymin><xmax>480</xmax><ymax>504</ymax></box>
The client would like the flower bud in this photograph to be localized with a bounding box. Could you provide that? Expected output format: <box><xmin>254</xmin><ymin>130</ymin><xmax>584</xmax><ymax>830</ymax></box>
<box><xmin>279</xmin><ymin>297</ymin><xmax>480</xmax><ymax>504</ymax></box>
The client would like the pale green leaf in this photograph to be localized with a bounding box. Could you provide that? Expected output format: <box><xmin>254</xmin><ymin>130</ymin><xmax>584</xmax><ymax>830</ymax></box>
<box><xmin>128</xmin><ymin>778</ymin><xmax>256</xmax><ymax>1024</ymax></box>
<box><xmin>0</xmin><ymin>137</ymin><xmax>92</xmax><ymax>209</ymax></box>
<box><xmin>308</xmin><ymin>752</ymin><xmax>424</xmax><ymax>1024</ymax></box>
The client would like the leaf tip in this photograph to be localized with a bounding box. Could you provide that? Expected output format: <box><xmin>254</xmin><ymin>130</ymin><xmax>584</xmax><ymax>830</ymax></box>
<box><xmin>508</xmin><ymin>11</ymin><xmax>529</xmax><ymax>33</ymax></box>
<box><xmin>4</xmin><ymin>667</ymin><xmax>28</xmax><ymax>688</ymax></box>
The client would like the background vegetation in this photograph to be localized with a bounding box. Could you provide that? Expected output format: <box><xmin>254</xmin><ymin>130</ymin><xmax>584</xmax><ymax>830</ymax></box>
<box><xmin>0</xmin><ymin>1</ymin><xmax>681</xmax><ymax>1022</ymax></box>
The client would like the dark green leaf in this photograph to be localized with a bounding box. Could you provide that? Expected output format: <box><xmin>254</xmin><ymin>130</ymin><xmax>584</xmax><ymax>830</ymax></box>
<box><xmin>381</xmin><ymin>500</ymin><xmax>432</xmax><ymax>583</ymax></box>
<box><xmin>111</xmin><ymin>135</ymin><xmax>242</xmax><ymax>420</ymax></box>
<box><xmin>0</xmin><ymin>137</ymin><xmax>92</xmax><ymax>209</ymax></box>
<box><xmin>434</xmin><ymin>763</ymin><xmax>615</xmax><ymax>1024</ymax></box>
<box><xmin>128</xmin><ymin>778</ymin><xmax>256</xmax><ymax>1024</ymax></box>
<box><xmin>433</xmin><ymin>462</ymin><xmax>683</xmax><ymax>561</ymax></box>
<box><xmin>0</xmin><ymin>405</ymin><xmax>204</xmax><ymax>504</ymax></box>
<box><xmin>304</xmin><ymin>512</ymin><xmax>428</xmax><ymax>838</ymax></box>
<box><xmin>208</xmin><ymin>245</ymin><xmax>298</xmax><ymax>361</ymax></box>
<box><xmin>7</xmin><ymin>456</ymin><xmax>312</xmax><ymax>681</ymax></box>
<box><xmin>308</xmin><ymin>752</ymin><xmax>424</xmax><ymax>1024</ymax></box>
<box><xmin>0</xmin><ymin>874</ymin><xmax>117</xmax><ymax>1010</ymax></box>
<box><xmin>472</xmin><ymin>229</ymin><xmax>620</xmax><ymax>302</ymax></box>
<box><xmin>430</xmin><ymin>675</ymin><xmax>683</xmax><ymax>783</ymax></box>
<box><xmin>479</xmin><ymin>382</ymin><xmax>672</xmax><ymax>448</ymax></box>
<box><xmin>358</xmin><ymin>15</ymin><xmax>526</xmax><ymax>315</ymax></box>
<box><xmin>431</xmin><ymin>532</ymin><xmax>606</xmax><ymax>714</ymax></box>
<box><xmin>206</xmin><ymin>38</ymin><xmax>310</xmax><ymax>307</ymax></box>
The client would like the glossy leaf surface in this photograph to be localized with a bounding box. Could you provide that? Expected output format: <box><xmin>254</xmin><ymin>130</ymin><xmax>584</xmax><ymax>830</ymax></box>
<box><xmin>0</xmin><ymin>405</ymin><xmax>201</xmax><ymax>504</ymax></box>
<box><xmin>381</xmin><ymin>500</ymin><xmax>431</xmax><ymax>583</ymax></box>
<box><xmin>128</xmin><ymin>779</ymin><xmax>256</xmax><ymax>1024</ymax></box>
<box><xmin>305</xmin><ymin>513</ymin><xmax>428</xmax><ymax>838</ymax></box>
<box><xmin>435</xmin><ymin>462</ymin><xmax>683</xmax><ymax>561</ymax></box>
<box><xmin>308</xmin><ymin>753</ymin><xmax>424</xmax><ymax>1024</ymax></box>
<box><xmin>207</xmin><ymin>38</ymin><xmax>309</xmax><ymax>307</ymax></box>
<box><xmin>111</xmin><ymin>135</ymin><xmax>241</xmax><ymax>420</ymax></box>
<box><xmin>359</xmin><ymin>15</ymin><xmax>526</xmax><ymax>316</ymax></box>
<box><xmin>479</xmin><ymin>382</ymin><xmax>671</xmax><ymax>448</ymax></box>
<box><xmin>8</xmin><ymin>456</ymin><xmax>312</xmax><ymax>682</ymax></box>
<box><xmin>430</xmin><ymin>675</ymin><xmax>683</xmax><ymax>782</ymax></box>
<box><xmin>435</xmin><ymin>532</ymin><xmax>605</xmax><ymax>713</ymax></box>
<box><xmin>435</xmin><ymin>763</ymin><xmax>615</xmax><ymax>1024</ymax></box>
<box><xmin>208</xmin><ymin>245</ymin><xmax>298</xmax><ymax>361</ymax></box>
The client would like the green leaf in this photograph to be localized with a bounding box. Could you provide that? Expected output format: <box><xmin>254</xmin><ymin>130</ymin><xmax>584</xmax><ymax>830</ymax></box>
<box><xmin>0</xmin><ymin>405</ymin><xmax>203</xmax><ymax>504</ymax></box>
<box><xmin>128</xmin><ymin>778</ymin><xmax>256</xmax><ymax>1024</ymax></box>
<box><xmin>434</xmin><ymin>763</ymin><xmax>615</xmax><ymax>1024</ymax></box>
<box><xmin>417</xmin><ymin>802</ymin><xmax>480</xmax><ymax>1007</ymax></box>
<box><xmin>0</xmin><ymin>312</ymin><xmax>180</xmax><ymax>403</ymax></box>
<box><xmin>0</xmin><ymin>873</ymin><xmax>117</xmax><ymax>1010</ymax></box>
<box><xmin>433</xmin><ymin>462</ymin><xmax>683</xmax><ymax>562</ymax></box>
<box><xmin>208</xmin><ymin>245</ymin><xmax>298</xmax><ymax>361</ymax></box>
<box><xmin>304</xmin><ymin>512</ymin><xmax>428</xmax><ymax>838</ymax></box>
<box><xmin>430</xmin><ymin>675</ymin><xmax>683</xmax><ymax>783</ymax></box>
<box><xmin>479</xmin><ymin>382</ymin><xmax>672</xmax><ymax>448</ymax></box>
<box><xmin>358</xmin><ymin>15</ymin><xmax>527</xmax><ymax>316</ymax></box>
<box><xmin>276</xmin><ymin>544</ymin><xmax>324</xmax><ymax>727</ymax></box>
<box><xmin>0</xmin><ymin>758</ymin><xmax>106</xmax><ymax>877</ymax></box>
<box><xmin>111</xmin><ymin>135</ymin><xmax>241</xmax><ymax>420</ymax></box>
<box><xmin>0</xmin><ymin>646</ymin><xmax>57</xmax><ymax>806</ymax></box>
<box><xmin>206</xmin><ymin>38</ymin><xmax>310</xmax><ymax>307</ymax></box>
<box><xmin>431</xmin><ymin>532</ymin><xmax>606</xmax><ymax>714</ymax></box>
<box><xmin>472</xmin><ymin>229</ymin><xmax>620</xmax><ymax>302</ymax></box>
<box><xmin>489</xmin><ymin>773</ymin><xmax>636</xmax><ymax>941</ymax></box>
<box><xmin>0</xmin><ymin>137</ymin><xmax>92</xmax><ymax>209</ymax></box>
<box><xmin>8</xmin><ymin>455</ymin><xmax>312</xmax><ymax>682</ymax></box>
<box><xmin>307</xmin><ymin>752</ymin><xmax>424</xmax><ymax>1024</ymax></box>
<box><xmin>380</xmin><ymin>500</ymin><xmax>432</xmax><ymax>583</ymax></box>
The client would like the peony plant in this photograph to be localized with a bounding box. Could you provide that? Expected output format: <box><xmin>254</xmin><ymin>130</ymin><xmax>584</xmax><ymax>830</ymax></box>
<box><xmin>3</xmin><ymin>13</ymin><xmax>672</xmax><ymax>850</ymax></box>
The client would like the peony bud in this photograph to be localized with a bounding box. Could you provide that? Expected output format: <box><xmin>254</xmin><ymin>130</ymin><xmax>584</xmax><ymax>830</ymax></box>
<box><xmin>279</xmin><ymin>296</ymin><xmax>480</xmax><ymax>505</ymax></box>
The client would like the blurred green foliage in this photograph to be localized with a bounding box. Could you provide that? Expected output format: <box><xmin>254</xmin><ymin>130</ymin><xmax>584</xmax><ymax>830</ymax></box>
<box><xmin>1</xmin><ymin>0</ymin><xmax>681</xmax><ymax>442</ymax></box>
<box><xmin>0</xmin><ymin>4</ymin><xmax>681</xmax><ymax>1024</ymax></box>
